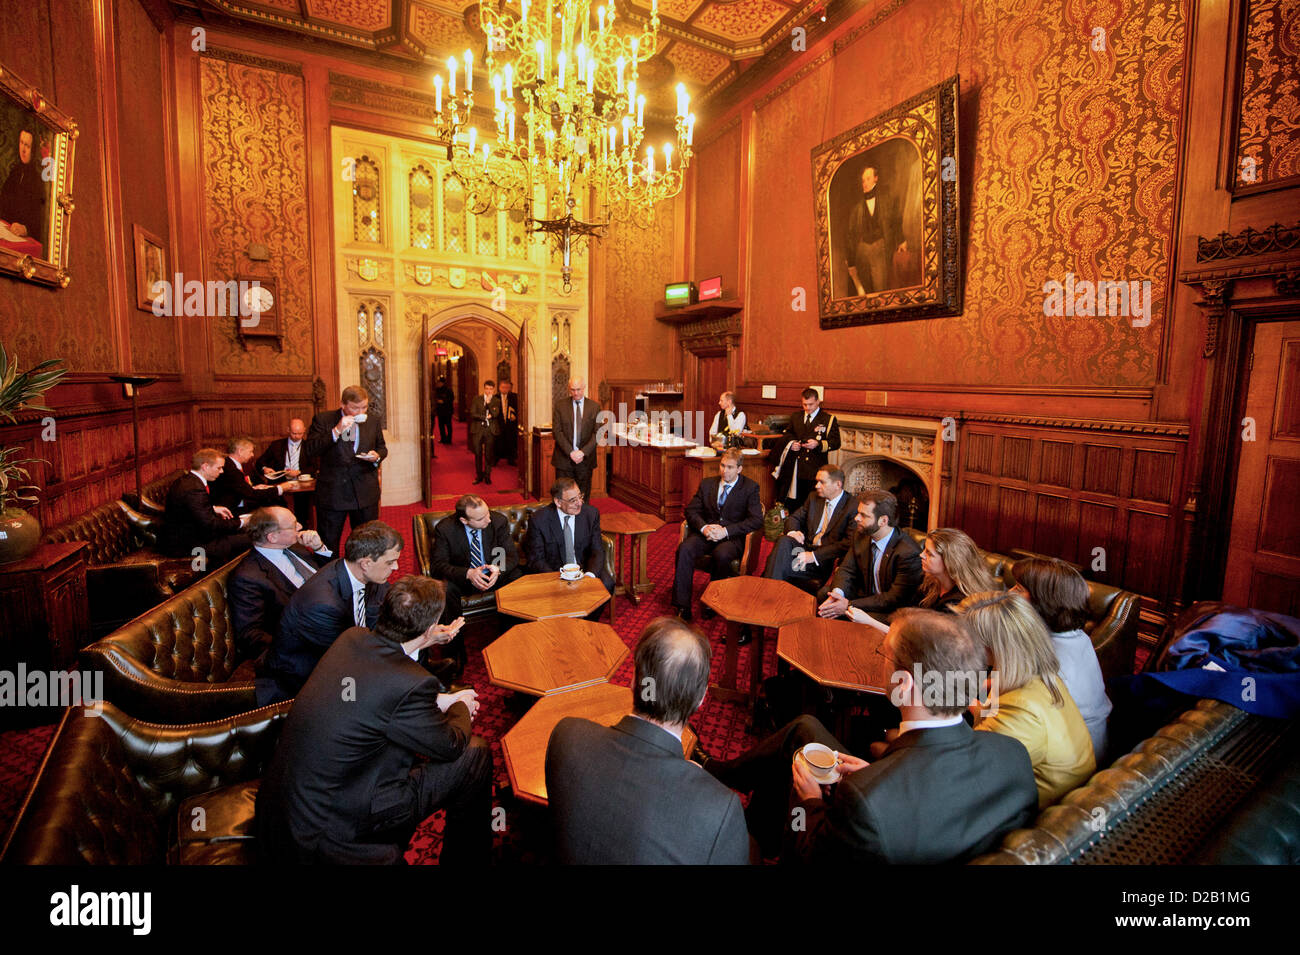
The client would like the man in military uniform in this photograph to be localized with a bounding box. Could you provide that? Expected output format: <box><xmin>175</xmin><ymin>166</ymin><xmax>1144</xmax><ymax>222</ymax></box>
<box><xmin>773</xmin><ymin>388</ymin><xmax>841</xmax><ymax>512</ymax></box>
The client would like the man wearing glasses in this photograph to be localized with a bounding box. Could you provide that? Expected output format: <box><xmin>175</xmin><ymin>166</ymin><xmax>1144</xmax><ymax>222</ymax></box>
<box><xmin>526</xmin><ymin>477</ymin><xmax>614</xmax><ymax>593</ymax></box>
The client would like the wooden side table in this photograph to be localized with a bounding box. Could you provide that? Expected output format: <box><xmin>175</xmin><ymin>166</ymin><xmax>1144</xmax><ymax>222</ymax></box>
<box><xmin>600</xmin><ymin>511</ymin><xmax>662</xmax><ymax>609</ymax></box>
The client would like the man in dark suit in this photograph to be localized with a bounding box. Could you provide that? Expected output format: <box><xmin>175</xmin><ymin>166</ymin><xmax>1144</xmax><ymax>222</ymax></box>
<box><xmin>429</xmin><ymin>494</ymin><xmax>523</xmax><ymax>604</ymax></box>
<box><xmin>526</xmin><ymin>477</ymin><xmax>613</xmax><ymax>593</ymax></box>
<box><xmin>672</xmin><ymin>449</ymin><xmax>764</xmax><ymax>621</ymax></box>
<box><xmin>228</xmin><ymin>506</ymin><xmax>331</xmax><ymax>663</ymax></box>
<box><xmin>704</xmin><ymin>609</ymin><xmax>1037</xmax><ymax>862</ymax></box>
<box><xmin>257</xmin><ymin>520</ymin><xmax>402</xmax><ymax>705</ymax></box>
<box><xmin>551</xmin><ymin>376</ymin><xmax>602</xmax><ymax>502</ymax></box>
<box><xmin>211</xmin><ymin>436</ymin><xmax>291</xmax><ymax>515</ymax></box>
<box><xmin>495</xmin><ymin>379</ymin><xmax>519</xmax><ymax>466</ymax></box>
<box><xmin>256</xmin><ymin>575</ymin><xmax>492</xmax><ymax>865</ymax></box>
<box><xmin>546</xmin><ymin>617</ymin><xmax>750</xmax><ymax>864</ymax></box>
<box><xmin>764</xmin><ymin>464</ymin><xmax>854</xmax><ymax>593</ymax></box>
<box><xmin>256</xmin><ymin>418</ymin><xmax>317</xmax><ymax>526</ymax></box>
<box><xmin>302</xmin><ymin>385</ymin><xmax>388</xmax><ymax>557</ymax></box>
<box><xmin>844</xmin><ymin>165</ymin><xmax>907</xmax><ymax>296</ymax></box>
<box><xmin>774</xmin><ymin>388</ymin><xmax>841</xmax><ymax>510</ymax></box>
<box><xmin>468</xmin><ymin>379</ymin><xmax>501</xmax><ymax>485</ymax></box>
<box><xmin>158</xmin><ymin>448</ymin><xmax>251</xmax><ymax>568</ymax></box>
<box><xmin>817</xmin><ymin>489</ymin><xmax>922</xmax><ymax>623</ymax></box>
<box><xmin>434</xmin><ymin>377</ymin><xmax>455</xmax><ymax>444</ymax></box>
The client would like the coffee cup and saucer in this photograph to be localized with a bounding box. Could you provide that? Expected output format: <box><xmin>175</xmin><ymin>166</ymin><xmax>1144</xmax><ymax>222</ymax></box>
<box><xmin>794</xmin><ymin>742</ymin><xmax>841</xmax><ymax>784</ymax></box>
<box><xmin>559</xmin><ymin>563</ymin><xmax>583</xmax><ymax>581</ymax></box>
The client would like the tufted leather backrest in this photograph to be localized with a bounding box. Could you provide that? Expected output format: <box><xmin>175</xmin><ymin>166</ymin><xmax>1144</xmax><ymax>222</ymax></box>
<box><xmin>79</xmin><ymin>556</ymin><xmax>258</xmax><ymax>723</ymax></box>
<box><xmin>0</xmin><ymin>700</ymin><xmax>292</xmax><ymax>865</ymax></box>
<box><xmin>43</xmin><ymin>499</ymin><xmax>146</xmax><ymax>566</ymax></box>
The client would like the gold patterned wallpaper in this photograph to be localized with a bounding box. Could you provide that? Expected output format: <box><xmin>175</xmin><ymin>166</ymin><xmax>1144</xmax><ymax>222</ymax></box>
<box><xmin>737</xmin><ymin>0</ymin><xmax>1185</xmax><ymax>389</ymax></box>
<box><xmin>1236</xmin><ymin>0</ymin><xmax>1300</xmax><ymax>186</ymax></box>
<box><xmin>602</xmin><ymin>208</ymin><xmax>677</xmax><ymax>381</ymax></box>
<box><xmin>199</xmin><ymin>55</ymin><xmax>314</xmax><ymax>377</ymax></box>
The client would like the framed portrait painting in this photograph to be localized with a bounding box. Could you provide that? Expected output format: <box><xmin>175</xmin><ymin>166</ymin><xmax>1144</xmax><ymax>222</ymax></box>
<box><xmin>132</xmin><ymin>224</ymin><xmax>166</xmax><ymax>312</ymax></box>
<box><xmin>812</xmin><ymin>75</ymin><xmax>962</xmax><ymax>328</ymax></box>
<box><xmin>0</xmin><ymin>62</ymin><xmax>77</xmax><ymax>287</ymax></box>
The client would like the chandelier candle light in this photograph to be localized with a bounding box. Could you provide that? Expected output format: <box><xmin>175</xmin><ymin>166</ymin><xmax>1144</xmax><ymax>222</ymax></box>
<box><xmin>431</xmin><ymin>0</ymin><xmax>696</xmax><ymax>291</ymax></box>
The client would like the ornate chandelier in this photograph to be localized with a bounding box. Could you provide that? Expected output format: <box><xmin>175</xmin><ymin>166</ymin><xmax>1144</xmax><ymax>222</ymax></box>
<box><xmin>429</xmin><ymin>0</ymin><xmax>696</xmax><ymax>290</ymax></box>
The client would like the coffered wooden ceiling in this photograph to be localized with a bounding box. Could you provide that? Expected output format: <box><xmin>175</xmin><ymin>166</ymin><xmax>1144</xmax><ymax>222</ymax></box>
<box><xmin>174</xmin><ymin>0</ymin><xmax>840</xmax><ymax>117</ymax></box>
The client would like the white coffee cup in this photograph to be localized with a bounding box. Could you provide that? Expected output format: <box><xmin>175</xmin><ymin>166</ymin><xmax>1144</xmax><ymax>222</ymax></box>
<box><xmin>297</xmin><ymin>473</ymin><xmax>311</xmax><ymax>481</ymax></box>
<box><xmin>352</xmin><ymin>412</ymin><xmax>368</xmax><ymax>423</ymax></box>
<box><xmin>560</xmin><ymin>563</ymin><xmax>582</xmax><ymax>580</ymax></box>
<box><xmin>801</xmin><ymin>743</ymin><xmax>839</xmax><ymax>780</ymax></box>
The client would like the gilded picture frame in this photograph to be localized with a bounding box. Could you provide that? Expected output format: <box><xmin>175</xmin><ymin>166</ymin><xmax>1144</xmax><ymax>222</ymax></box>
<box><xmin>0</xmin><ymin>62</ymin><xmax>77</xmax><ymax>288</ymax></box>
<box><xmin>812</xmin><ymin>75</ymin><xmax>962</xmax><ymax>328</ymax></box>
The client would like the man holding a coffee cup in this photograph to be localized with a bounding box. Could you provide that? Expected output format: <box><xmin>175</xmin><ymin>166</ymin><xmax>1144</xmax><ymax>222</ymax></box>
<box><xmin>703</xmin><ymin>609</ymin><xmax>1037</xmax><ymax>863</ymax></box>
<box><xmin>304</xmin><ymin>385</ymin><xmax>388</xmax><ymax>556</ymax></box>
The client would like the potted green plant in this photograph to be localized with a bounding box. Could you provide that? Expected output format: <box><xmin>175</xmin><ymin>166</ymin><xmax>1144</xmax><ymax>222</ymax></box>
<box><xmin>0</xmin><ymin>344</ymin><xmax>67</xmax><ymax>564</ymax></box>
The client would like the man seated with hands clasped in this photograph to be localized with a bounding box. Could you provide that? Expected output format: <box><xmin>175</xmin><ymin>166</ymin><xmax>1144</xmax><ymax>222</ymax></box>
<box><xmin>764</xmin><ymin>464</ymin><xmax>854</xmax><ymax>592</ymax></box>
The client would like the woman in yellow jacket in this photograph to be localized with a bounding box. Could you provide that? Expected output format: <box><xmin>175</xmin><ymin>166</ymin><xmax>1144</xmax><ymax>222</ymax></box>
<box><xmin>956</xmin><ymin>590</ymin><xmax>1096</xmax><ymax>808</ymax></box>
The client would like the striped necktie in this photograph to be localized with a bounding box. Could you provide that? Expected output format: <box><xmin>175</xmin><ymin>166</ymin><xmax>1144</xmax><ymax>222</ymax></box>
<box><xmin>813</xmin><ymin>501</ymin><xmax>833</xmax><ymax>547</ymax></box>
<box><xmin>354</xmin><ymin>587</ymin><xmax>366</xmax><ymax>627</ymax></box>
<box><xmin>718</xmin><ymin>482</ymin><xmax>731</xmax><ymax>509</ymax></box>
<box><xmin>470</xmin><ymin>527</ymin><xmax>483</xmax><ymax>567</ymax></box>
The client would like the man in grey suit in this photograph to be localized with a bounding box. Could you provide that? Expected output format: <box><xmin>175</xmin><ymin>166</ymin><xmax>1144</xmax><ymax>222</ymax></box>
<box><xmin>551</xmin><ymin>376</ymin><xmax>601</xmax><ymax>502</ymax></box>
<box><xmin>764</xmin><ymin>465</ymin><xmax>854</xmax><ymax>593</ymax></box>
<box><xmin>546</xmin><ymin>617</ymin><xmax>751</xmax><ymax>864</ymax></box>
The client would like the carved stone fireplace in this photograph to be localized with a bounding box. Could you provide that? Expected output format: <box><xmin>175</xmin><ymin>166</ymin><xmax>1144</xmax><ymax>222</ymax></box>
<box><xmin>830</xmin><ymin>414</ymin><xmax>947</xmax><ymax>531</ymax></box>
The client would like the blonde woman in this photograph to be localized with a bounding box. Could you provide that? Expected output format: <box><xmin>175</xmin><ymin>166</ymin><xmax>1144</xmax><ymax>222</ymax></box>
<box><xmin>918</xmin><ymin>528</ymin><xmax>1000</xmax><ymax>612</ymax></box>
<box><xmin>957</xmin><ymin>590</ymin><xmax>1096</xmax><ymax>808</ymax></box>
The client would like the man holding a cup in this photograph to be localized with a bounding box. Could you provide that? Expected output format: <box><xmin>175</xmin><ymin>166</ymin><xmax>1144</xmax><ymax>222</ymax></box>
<box><xmin>526</xmin><ymin>477</ymin><xmax>614</xmax><ymax>594</ymax></box>
<box><xmin>304</xmin><ymin>385</ymin><xmax>388</xmax><ymax>556</ymax></box>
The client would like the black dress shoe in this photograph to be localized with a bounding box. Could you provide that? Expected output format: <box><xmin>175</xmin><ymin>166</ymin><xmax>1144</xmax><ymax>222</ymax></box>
<box><xmin>672</xmin><ymin>605</ymin><xmax>693</xmax><ymax>622</ymax></box>
<box><xmin>700</xmin><ymin>605</ymin><xmax>717</xmax><ymax>620</ymax></box>
<box><xmin>736</xmin><ymin>625</ymin><xmax>753</xmax><ymax>647</ymax></box>
<box><xmin>485</xmin><ymin>475</ymin><xmax>492</xmax><ymax>484</ymax></box>
<box><xmin>472</xmin><ymin>478</ymin><xmax>483</xmax><ymax>485</ymax></box>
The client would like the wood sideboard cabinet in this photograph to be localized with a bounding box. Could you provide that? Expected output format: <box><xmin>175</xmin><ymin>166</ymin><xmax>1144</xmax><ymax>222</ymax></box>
<box><xmin>0</xmin><ymin>541</ymin><xmax>90</xmax><ymax>674</ymax></box>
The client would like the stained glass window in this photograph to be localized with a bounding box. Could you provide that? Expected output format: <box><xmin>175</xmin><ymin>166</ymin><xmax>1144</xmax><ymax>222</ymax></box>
<box><xmin>507</xmin><ymin>207</ymin><xmax>528</xmax><ymax>259</ymax></box>
<box><xmin>352</xmin><ymin>156</ymin><xmax>381</xmax><ymax>244</ymax></box>
<box><xmin>443</xmin><ymin>175</ymin><xmax>466</xmax><ymax>252</ymax></box>
<box><xmin>409</xmin><ymin>164</ymin><xmax>433</xmax><ymax>249</ymax></box>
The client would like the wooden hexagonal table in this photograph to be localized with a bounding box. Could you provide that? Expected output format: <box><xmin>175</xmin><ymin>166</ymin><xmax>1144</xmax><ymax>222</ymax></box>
<box><xmin>777</xmin><ymin>617</ymin><xmax>894</xmax><ymax>695</ymax></box>
<box><xmin>494</xmin><ymin>573</ymin><xmax>611</xmax><ymax>621</ymax></box>
<box><xmin>701</xmin><ymin>577</ymin><xmax>815</xmax><ymax>715</ymax></box>
<box><xmin>483</xmin><ymin>619</ymin><xmax>630</xmax><ymax>697</ymax></box>
<box><xmin>500</xmin><ymin>682</ymin><xmax>697</xmax><ymax>806</ymax></box>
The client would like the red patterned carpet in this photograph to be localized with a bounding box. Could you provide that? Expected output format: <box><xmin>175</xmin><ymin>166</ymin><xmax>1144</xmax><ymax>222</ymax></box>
<box><xmin>0</xmin><ymin>425</ymin><xmax>777</xmax><ymax>863</ymax></box>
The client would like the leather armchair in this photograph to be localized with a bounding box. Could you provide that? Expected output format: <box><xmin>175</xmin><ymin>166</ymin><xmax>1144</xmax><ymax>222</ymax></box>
<box><xmin>412</xmin><ymin>504</ymin><xmax>616</xmax><ymax>617</ymax></box>
<box><xmin>43</xmin><ymin>498</ymin><xmax>202</xmax><ymax>638</ymax></box>
<box><xmin>0</xmin><ymin>700</ymin><xmax>291</xmax><ymax>865</ymax></box>
<box><xmin>678</xmin><ymin>520</ymin><xmax>763</xmax><ymax>578</ymax></box>
<box><xmin>78</xmin><ymin>555</ymin><xmax>257</xmax><ymax>723</ymax></box>
<box><xmin>902</xmin><ymin>528</ymin><xmax>1139</xmax><ymax>681</ymax></box>
<box><xmin>121</xmin><ymin>468</ymin><xmax>185</xmax><ymax>518</ymax></box>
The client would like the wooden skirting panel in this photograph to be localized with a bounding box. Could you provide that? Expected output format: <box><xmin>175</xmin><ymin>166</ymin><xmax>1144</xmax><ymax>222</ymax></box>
<box><xmin>954</xmin><ymin>420</ymin><xmax>1189</xmax><ymax>630</ymax></box>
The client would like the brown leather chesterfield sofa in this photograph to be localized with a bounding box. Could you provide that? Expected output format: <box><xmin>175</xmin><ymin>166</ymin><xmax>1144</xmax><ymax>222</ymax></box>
<box><xmin>0</xmin><ymin>700</ymin><xmax>291</xmax><ymax>865</ymax></box>
<box><xmin>43</xmin><ymin>495</ymin><xmax>204</xmax><ymax>638</ymax></box>
<box><xmin>412</xmin><ymin>504</ymin><xmax>615</xmax><ymax>619</ymax></box>
<box><xmin>902</xmin><ymin>527</ymin><xmax>1140</xmax><ymax>682</ymax></box>
<box><xmin>78</xmin><ymin>555</ymin><xmax>257</xmax><ymax>723</ymax></box>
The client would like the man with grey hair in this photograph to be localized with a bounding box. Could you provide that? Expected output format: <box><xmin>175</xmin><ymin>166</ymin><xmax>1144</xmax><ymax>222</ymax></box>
<box><xmin>213</xmin><ymin>435</ymin><xmax>289</xmax><ymax>514</ymax></box>
<box><xmin>551</xmin><ymin>376</ymin><xmax>601</xmax><ymax>502</ymax></box>
<box><xmin>545</xmin><ymin>617</ymin><xmax>750</xmax><ymax>864</ymax></box>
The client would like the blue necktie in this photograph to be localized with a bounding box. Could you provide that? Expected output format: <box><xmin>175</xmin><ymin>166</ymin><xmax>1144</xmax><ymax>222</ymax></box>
<box><xmin>470</xmin><ymin>528</ymin><xmax>483</xmax><ymax>567</ymax></box>
<box><xmin>718</xmin><ymin>482</ymin><xmax>731</xmax><ymax>510</ymax></box>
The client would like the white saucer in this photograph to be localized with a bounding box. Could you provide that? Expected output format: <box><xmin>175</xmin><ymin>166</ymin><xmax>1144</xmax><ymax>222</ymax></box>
<box><xmin>559</xmin><ymin>572</ymin><xmax>582</xmax><ymax>582</ymax></box>
<box><xmin>740</xmin><ymin>448</ymin><xmax>760</xmax><ymax>455</ymax></box>
<box><xmin>794</xmin><ymin>749</ymin><xmax>842</xmax><ymax>784</ymax></box>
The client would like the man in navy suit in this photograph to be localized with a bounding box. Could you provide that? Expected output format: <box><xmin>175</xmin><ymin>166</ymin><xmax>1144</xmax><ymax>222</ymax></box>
<box><xmin>158</xmin><ymin>448</ymin><xmax>251</xmax><ymax>566</ymax></box>
<box><xmin>211</xmin><ymin>436</ymin><xmax>290</xmax><ymax>515</ymax></box>
<box><xmin>429</xmin><ymin>494</ymin><xmax>523</xmax><ymax>603</ymax></box>
<box><xmin>256</xmin><ymin>575</ymin><xmax>491</xmax><ymax>865</ymax></box>
<box><xmin>228</xmin><ymin>506</ymin><xmax>331</xmax><ymax>663</ymax></box>
<box><xmin>672</xmin><ymin>449</ymin><xmax>764</xmax><ymax>620</ymax></box>
<box><xmin>526</xmin><ymin>477</ymin><xmax>613</xmax><ymax>593</ymax></box>
<box><xmin>764</xmin><ymin>464</ymin><xmax>854</xmax><ymax>593</ymax></box>
<box><xmin>257</xmin><ymin>520</ymin><xmax>402</xmax><ymax>705</ymax></box>
<box><xmin>704</xmin><ymin>609</ymin><xmax>1037</xmax><ymax>863</ymax></box>
<box><xmin>817</xmin><ymin>488</ymin><xmax>922</xmax><ymax>623</ymax></box>
<box><xmin>551</xmin><ymin>376</ymin><xmax>602</xmax><ymax>502</ymax></box>
<box><xmin>256</xmin><ymin>418</ymin><xmax>317</xmax><ymax>526</ymax></box>
<box><xmin>546</xmin><ymin>616</ymin><xmax>750</xmax><ymax>864</ymax></box>
<box><xmin>303</xmin><ymin>385</ymin><xmax>388</xmax><ymax>556</ymax></box>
